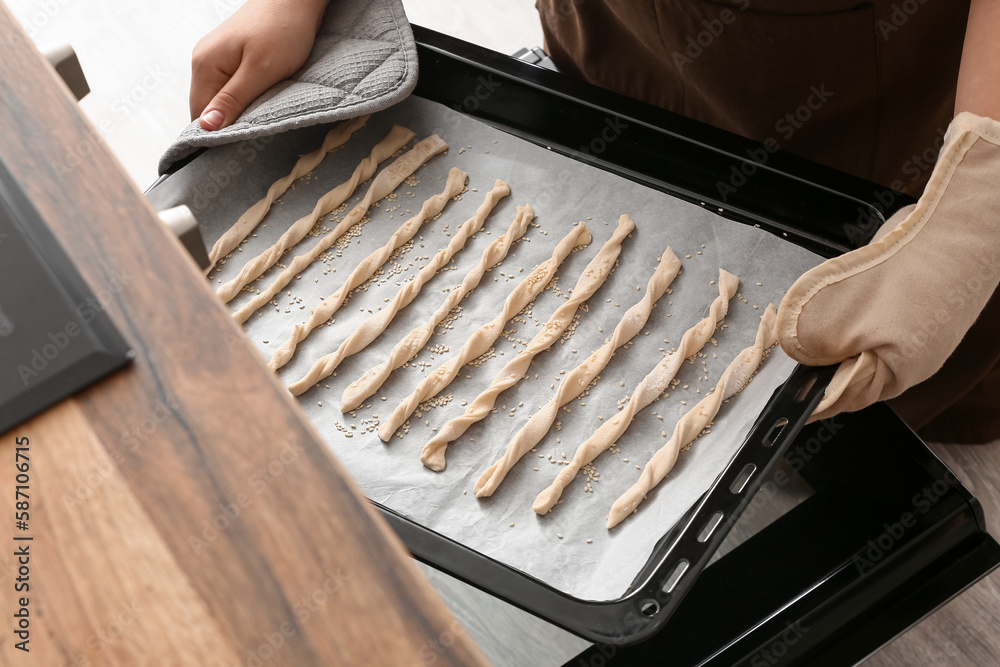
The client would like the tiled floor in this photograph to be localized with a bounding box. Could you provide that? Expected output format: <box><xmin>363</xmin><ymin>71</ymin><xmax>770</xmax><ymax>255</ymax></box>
<box><xmin>7</xmin><ymin>1</ymin><xmax>998</xmax><ymax>665</ymax></box>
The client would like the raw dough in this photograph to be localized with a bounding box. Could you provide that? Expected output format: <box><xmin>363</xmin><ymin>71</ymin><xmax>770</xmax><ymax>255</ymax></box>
<box><xmin>341</xmin><ymin>203</ymin><xmax>534</xmax><ymax>411</ymax></box>
<box><xmin>206</xmin><ymin>115</ymin><xmax>368</xmax><ymax>271</ymax></box>
<box><xmin>378</xmin><ymin>223</ymin><xmax>593</xmax><ymax>442</ymax></box>
<box><xmin>473</xmin><ymin>246</ymin><xmax>682</xmax><ymax>497</ymax></box>
<box><xmin>287</xmin><ymin>180</ymin><xmax>511</xmax><ymax>396</ymax></box>
<box><xmin>268</xmin><ymin>167</ymin><xmax>468</xmax><ymax>371</ymax></box>
<box><xmin>421</xmin><ymin>214</ymin><xmax>635</xmax><ymax>472</ymax></box>
<box><xmin>606</xmin><ymin>304</ymin><xmax>778</xmax><ymax>529</ymax></box>
<box><xmin>533</xmin><ymin>269</ymin><xmax>739</xmax><ymax>514</ymax></box>
<box><xmin>217</xmin><ymin>125</ymin><xmax>415</xmax><ymax>303</ymax></box>
<box><xmin>232</xmin><ymin>134</ymin><xmax>448</xmax><ymax>324</ymax></box>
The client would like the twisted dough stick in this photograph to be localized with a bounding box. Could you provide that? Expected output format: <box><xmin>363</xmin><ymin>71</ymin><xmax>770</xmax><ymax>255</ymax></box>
<box><xmin>287</xmin><ymin>180</ymin><xmax>511</xmax><ymax>396</ymax></box>
<box><xmin>606</xmin><ymin>304</ymin><xmax>778</xmax><ymax>529</ymax></box>
<box><xmin>233</xmin><ymin>135</ymin><xmax>449</xmax><ymax>324</ymax></box>
<box><xmin>378</xmin><ymin>223</ymin><xmax>593</xmax><ymax>442</ymax></box>
<box><xmin>217</xmin><ymin>125</ymin><xmax>415</xmax><ymax>303</ymax></box>
<box><xmin>207</xmin><ymin>115</ymin><xmax>368</xmax><ymax>271</ymax></box>
<box><xmin>474</xmin><ymin>246</ymin><xmax>682</xmax><ymax>498</ymax></box>
<box><xmin>421</xmin><ymin>214</ymin><xmax>635</xmax><ymax>472</ymax></box>
<box><xmin>268</xmin><ymin>167</ymin><xmax>469</xmax><ymax>371</ymax></box>
<box><xmin>341</xmin><ymin>204</ymin><xmax>535</xmax><ymax>411</ymax></box>
<box><xmin>533</xmin><ymin>269</ymin><xmax>739</xmax><ymax>514</ymax></box>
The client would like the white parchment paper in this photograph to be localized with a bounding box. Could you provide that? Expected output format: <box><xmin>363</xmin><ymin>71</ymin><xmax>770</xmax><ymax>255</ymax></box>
<box><xmin>148</xmin><ymin>96</ymin><xmax>823</xmax><ymax>601</ymax></box>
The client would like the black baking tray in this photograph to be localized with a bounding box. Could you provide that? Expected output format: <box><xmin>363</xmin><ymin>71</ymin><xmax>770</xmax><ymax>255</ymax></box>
<box><xmin>368</xmin><ymin>27</ymin><xmax>872</xmax><ymax>645</ymax></box>
<box><xmin>151</xmin><ymin>30</ymin><xmax>841</xmax><ymax>645</ymax></box>
<box><xmin>150</xmin><ymin>25</ymin><xmax>994</xmax><ymax>651</ymax></box>
<box><xmin>381</xmin><ymin>363</ymin><xmax>834</xmax><ymax>645</ymax></box>
<box><xmin>396</xmin><ymin>27</ymin><xmax>999</xmax><ymax>663</ymax></box>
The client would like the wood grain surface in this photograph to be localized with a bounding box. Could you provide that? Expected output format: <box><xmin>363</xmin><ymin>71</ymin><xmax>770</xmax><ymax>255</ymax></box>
<box><xmin>0</xmin><ymin>5</ymin><xmax>488</xmax><ymax>666</ymax></box>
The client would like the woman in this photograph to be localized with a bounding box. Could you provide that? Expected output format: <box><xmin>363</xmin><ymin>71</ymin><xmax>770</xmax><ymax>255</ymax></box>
<box><xmin>190</xmin><ymin>0</ymin><xmax>1000</xmax><ymax>443</ymax></box>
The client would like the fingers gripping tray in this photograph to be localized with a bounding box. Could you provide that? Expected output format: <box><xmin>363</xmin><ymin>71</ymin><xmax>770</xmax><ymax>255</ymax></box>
<box><xmin>158</xmin><ymin>0</ymin><xmax>418</xmax><ymax>174</ymax></box>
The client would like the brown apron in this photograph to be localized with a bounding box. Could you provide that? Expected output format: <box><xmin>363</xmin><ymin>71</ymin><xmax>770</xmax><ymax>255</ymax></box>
<box><xmin>538</xmin><ymin>0</ymin><xmax>1000</xmax><ymax>443</ymax></box>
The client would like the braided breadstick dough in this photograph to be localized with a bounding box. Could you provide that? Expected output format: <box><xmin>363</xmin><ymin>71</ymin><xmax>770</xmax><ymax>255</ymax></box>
<box><xmin>287</xmin><ymin>180</ymin><xmax>511</xmax><ymax>396</ymax></box>
<box><xmin>342</xmin><ymin>204</ymin><xmax>534</xmax><ymax>412</ymax></box>
<box><xmin>217</xmin><ymin>125</ymin><xmax>415</xmax><ymax>303</ymax></box>
<box><xmin>207</xmin><ymin>115</ymin><xmax>369</xmax><ymax>271</ymax></box>
<box><xmin>233</xmin><ymin>134</ymin><xmax>448</xmax><ymax>324</ymax></box>
<box><xmin>533</xmin><ymin>269</ymin><xmax>739</xmax><ymax>515</ymax></box>
<box><xmin>378</xmin><ymin>223</ymin><xmax>593</xmax><ymax>442</ymax></box>
<box><xmin>420</xmin><ymin>214</ymin><xmax>635</xmax><ymax>472</ymax></box>
<box><xmin>268</xmin><ymin>167</ymin><xmax>468</xmax><ymax>371</ymax></box>
<box><xmin>473</xmin><ymin>246</ymin><xmax>682</xmax><ymax>498</ymax></box>
<box><xmin>606</xmin><ymin>303</ymin><xmax>778</xmax><ymax>529</ymax></box>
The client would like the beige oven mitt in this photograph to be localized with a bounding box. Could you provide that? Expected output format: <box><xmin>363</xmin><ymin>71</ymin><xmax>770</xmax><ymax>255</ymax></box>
<box><xmin>777</xmin><ymin>112</ymin><xmax>1000</xmax><ymax>421</ymax></box>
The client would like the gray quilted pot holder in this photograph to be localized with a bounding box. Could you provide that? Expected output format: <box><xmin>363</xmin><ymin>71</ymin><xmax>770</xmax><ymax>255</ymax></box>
<box><xmin>158</xmin><ymin>0</ymin><xmax>417</xmax><ymax>174</ymax></box>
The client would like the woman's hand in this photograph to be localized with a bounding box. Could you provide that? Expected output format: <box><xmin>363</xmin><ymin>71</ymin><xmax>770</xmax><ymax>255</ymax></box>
<box><xmin>190</xmin><ymin>0</ymin><xmax>331</xmax><ymax>130</ymax></box>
